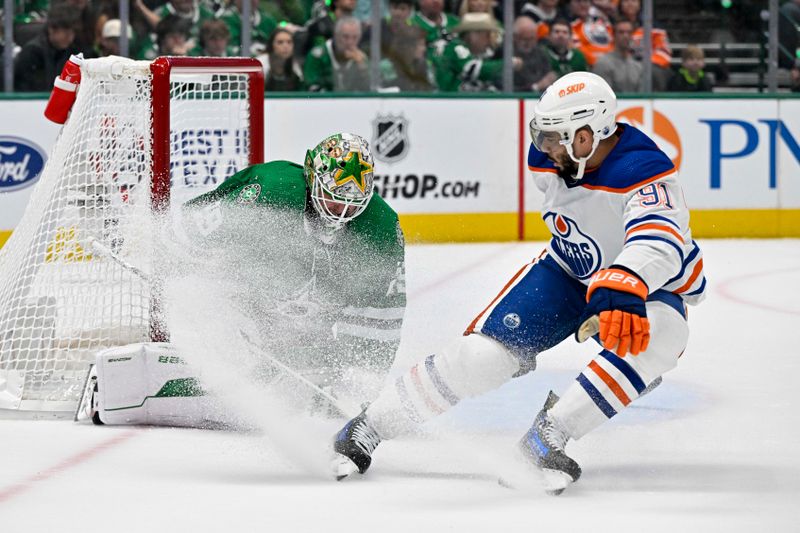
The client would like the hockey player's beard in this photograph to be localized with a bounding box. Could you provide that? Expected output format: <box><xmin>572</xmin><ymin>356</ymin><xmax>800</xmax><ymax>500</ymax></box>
<box><xmin>549</xmin><ymin>154</ymin><xmax>580</xmax><ymax>184</ymax></box>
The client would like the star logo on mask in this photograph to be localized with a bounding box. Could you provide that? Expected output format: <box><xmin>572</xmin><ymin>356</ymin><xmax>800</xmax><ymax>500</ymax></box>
<box><xmin>334</xmin><ymin>151</ymin><xmax>372</xmax><ymax>194</ymax></box>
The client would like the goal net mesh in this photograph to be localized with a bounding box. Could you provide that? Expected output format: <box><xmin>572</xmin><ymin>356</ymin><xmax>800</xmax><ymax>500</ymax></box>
<box><xmin>0</xmin><ymin>57</ymin><xmax>255</xmax><ymax>413</ymax></box>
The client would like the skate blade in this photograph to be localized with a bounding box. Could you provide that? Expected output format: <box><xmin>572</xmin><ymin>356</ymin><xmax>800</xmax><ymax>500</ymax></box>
<box><xmin>74</xmin><ymin>364</ymin><xmax>96</xmax><ymax>423</ymax></box>
<box><xmin>332</xmin><ymin>453</ymin><xmax>360</xmax><ymax>481</ymax></box>
<box><xmin>541</xmin><ymin>469</ymin><xmax>574</xmax><ymax>496</ymax></box>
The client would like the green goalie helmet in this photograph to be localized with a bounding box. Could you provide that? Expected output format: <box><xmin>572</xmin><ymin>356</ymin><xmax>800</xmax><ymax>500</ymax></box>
<box><xmin>304</xmin><ymin>133</ymin><xmax>375</xmax><ymax>229</ymax></box>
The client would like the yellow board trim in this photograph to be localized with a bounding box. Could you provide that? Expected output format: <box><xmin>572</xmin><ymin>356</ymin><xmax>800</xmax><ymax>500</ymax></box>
<box><xmin>400</xmin><ymin>209</ymin><xmax>800</xmax><ymax>242</ymax></box>
<box><xmin>689</xmin><ymin>209</ymin><xmax>800</xmax><ymax>238</ymax></box>
<box><xmin>0</xmin><ymin>230</ymin><xmax>10</xmax><ymax>249</ymax></box>
<box><xmin>398</xmin><ymin>213</ymin><xmax>520</xmax><ymax>243</ymax></box>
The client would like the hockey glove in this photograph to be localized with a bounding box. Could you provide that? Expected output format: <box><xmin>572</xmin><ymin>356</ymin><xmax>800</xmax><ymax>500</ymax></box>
<box><xmin>576</xmin><ymin>267</ymin><xmax>650</xmax><ymax>357</ymax></box>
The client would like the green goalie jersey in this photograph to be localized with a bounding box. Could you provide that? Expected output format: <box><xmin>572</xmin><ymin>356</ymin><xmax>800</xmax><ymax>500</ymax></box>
<box><xmin>182</xmin><ymin>160</ymin><xmax>406</xmax><ymax>385</ymax></box>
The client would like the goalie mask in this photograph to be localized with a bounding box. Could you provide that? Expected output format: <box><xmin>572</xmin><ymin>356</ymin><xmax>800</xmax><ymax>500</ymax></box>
<box><xmin>304</xmin><ymin>133</ymin><xmax>375</xmax><ymax>229</ymax></box>
<box><xmin>529</xmin><ymin>71</ymin><xmax>617</xmax><ymax>182</ymax></box>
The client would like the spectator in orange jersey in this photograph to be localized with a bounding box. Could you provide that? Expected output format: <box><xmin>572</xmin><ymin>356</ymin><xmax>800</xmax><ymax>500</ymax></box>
<box><xmin>567</xmin><ymin>0</ymin><xmax>613</xmax><ymax>66</ymax></box>
<box><xmin>617</xmin><ymin>0</ymin><xmax>672</xmax><ymax>90</ymax></box>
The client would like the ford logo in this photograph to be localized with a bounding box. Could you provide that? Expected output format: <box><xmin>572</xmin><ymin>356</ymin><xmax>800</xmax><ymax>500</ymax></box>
<box><xmin>0</xmin><ymin>136</ymin><xmax>47</xmax><ymax>192</ymax></box>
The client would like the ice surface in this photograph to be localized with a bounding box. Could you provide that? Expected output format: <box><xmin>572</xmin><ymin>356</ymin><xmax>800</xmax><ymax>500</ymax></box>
<box><xmin>1</xmin><ymin>239</ymin><xmax>799</xmax><ymax>531</ymax></box>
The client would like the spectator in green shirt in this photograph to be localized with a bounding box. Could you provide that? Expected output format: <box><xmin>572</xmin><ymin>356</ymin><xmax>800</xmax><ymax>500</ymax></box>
<box><xmin>411</xmin><ymin>0</ymin><xmax>459</xmax><ymax>52</ymax></box>
<box><xmin>667</xmin><ymin>45</ymin><xmax>713</xmax><ymax>92</ymax></box>
<box><xmin>542</xmin><ymin>17</ymin><xmax>588</xmax><ymax>79</ymax></box>
<box><xmin>434</xmin><ymin>13</ymin><xmax>517</xmax><ymax>92</ymax></box>
<box><xmin>304</xmin><ymin>16</ymin><xmax>369</xmax><ymax>92</ymax></box>
<box><xmin>217</xmin><ymin>0</ymin><xmax>279</xmax><ymax>55</ymax></box>
<box><xmin>299</xmin><ymin>0</ymin><xmax>358</xmax><ymax>58</ymax></box>
<box><xmin>135</xmin><ymin>0</ymin><xmax>214</xmax><ymax>45</ymax></box>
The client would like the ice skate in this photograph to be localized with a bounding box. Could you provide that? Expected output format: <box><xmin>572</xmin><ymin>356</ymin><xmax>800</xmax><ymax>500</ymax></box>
<box><xmin>74</xmin><ymin>364</ymin><xmax>103</xmax><ymax>425</ymax></box>
<box><xmin>332</xmin><ymin>411</ymin><xmax>381</xmax><ymax>480</ymax></box>
<box><xmin>519</xmin><ymin>391</ymin><xmax>580</xmax><ymax>495</ymax></box>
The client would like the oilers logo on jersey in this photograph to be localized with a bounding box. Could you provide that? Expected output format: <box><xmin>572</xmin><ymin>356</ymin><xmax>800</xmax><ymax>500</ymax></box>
<box><xmin>543</xmin><ymin>212</ymin><xmax>602</xmax><ymax>280</ymax></box>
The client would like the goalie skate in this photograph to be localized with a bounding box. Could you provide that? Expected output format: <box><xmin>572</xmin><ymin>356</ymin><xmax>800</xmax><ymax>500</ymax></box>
<box><xmin>74</xmin><ymin>364</ymin><xmax>103</xmax><ymax>425</ymax></box>
<box><xmin>519</xmin><ymin>391</ymin><xmax>581</xmax><ymax>495</ymax></box>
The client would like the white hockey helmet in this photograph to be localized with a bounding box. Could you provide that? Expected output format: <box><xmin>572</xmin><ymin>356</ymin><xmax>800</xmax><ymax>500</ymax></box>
<box><xmin>304</xmin><ymin>133</ymin><xmax>375</xmax><ymax>229</ymax></box>
<box><xmin>529</xmin><ymin>71</ymin><xmax>617</xmax><ymax>181</ymax></box>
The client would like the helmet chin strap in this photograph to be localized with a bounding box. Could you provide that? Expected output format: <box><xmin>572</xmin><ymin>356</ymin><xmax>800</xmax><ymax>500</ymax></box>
<box><xmin>564</xmin><ymin>135</ymin><xmax>601</xmax><ymax>182</ymax></box>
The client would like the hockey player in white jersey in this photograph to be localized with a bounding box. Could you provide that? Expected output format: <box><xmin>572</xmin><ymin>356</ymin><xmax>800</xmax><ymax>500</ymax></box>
<box><xmin>332</xmin><ymin>71</ymin><xmax>706</xmax><ymax>493</ymax></box>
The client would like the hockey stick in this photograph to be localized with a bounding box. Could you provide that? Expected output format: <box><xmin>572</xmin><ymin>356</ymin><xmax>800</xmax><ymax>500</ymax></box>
<box><xmin>88</xmin><ymin>236</ymin><xmax>354</xmax><ymax>418</ymax></box>
<box><xmin>237</xmin><ymin>328</ymin><xmax>355</xmax><ymax>418</ymax></box>
<box><xmin>88</xmin><ymin>237</ymin><xmax>152</xmax><ymax>283</ymax></box>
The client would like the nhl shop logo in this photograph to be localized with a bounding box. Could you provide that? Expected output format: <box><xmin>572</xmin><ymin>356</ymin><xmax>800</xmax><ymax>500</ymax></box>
<box><xmin>372</xmin><ymin>114</ymin><xmax>409</xmax><ymax>163</ymax></box>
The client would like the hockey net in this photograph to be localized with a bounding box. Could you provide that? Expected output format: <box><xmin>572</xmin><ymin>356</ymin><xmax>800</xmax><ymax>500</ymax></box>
<box><xmin>0</xmin><ymin>56</ymin><xmax>264</xmax><ymax>414</ymax></box>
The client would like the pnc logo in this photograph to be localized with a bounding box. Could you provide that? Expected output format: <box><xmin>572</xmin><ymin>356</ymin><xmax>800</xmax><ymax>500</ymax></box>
<box><xmin>617</xmin><ymin>106</ymin><xmax>682</xmax><ymax>171</ymax></box>
<box><xmin>558</xmin><ymin>82</ymin><xmax>585</xmax><ymax>98</ymax></box>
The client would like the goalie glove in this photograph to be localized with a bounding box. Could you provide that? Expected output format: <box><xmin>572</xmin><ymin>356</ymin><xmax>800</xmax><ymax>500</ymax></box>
<box><xmin>576</xmin><ymin>266</ymin><xmax>650</xmax><ymax>357</ymax></box>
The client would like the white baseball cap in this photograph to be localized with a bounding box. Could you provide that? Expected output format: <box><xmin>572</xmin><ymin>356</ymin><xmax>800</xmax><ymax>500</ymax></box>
<box><xmin>101</xmin><ymin>19</ymin><xmax>133</xmax><ymax>39</ymax></box>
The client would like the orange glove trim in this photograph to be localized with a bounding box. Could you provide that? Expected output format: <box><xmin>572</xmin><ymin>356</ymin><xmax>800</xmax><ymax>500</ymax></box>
<box><xmin>586</xmin><ymin>268</ymin><xmax>649</xmax><ymax>302</ymax></box>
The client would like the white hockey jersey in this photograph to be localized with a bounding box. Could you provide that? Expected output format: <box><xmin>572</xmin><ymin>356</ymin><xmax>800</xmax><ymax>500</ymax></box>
<box><xmin>528</xmin><ymin>123</ymin><xmax>706</xmax><ymax>305</ymax></box>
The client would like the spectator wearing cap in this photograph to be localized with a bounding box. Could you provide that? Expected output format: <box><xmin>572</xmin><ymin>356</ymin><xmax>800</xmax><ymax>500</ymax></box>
<box><xmin>667</xmin><ymin>45</ymin><xmax>713</xmax><ymax>92</ymax></box>
<box><xmin>542</xmin><ymin>17</ymin><xmax>588</xmax><ymax>78</ymax></box>
<box><xmin>459</xmin><ymin>0</ymin><xmax>504</xmax><ymax>48</ymax></box>
<box><xmin>304</xmin><ymin>16</ymin><xmax>369</xmax><ymax>92</ymax></box>
<box><xmin>510</xmin><ymin>16</ymin><xmax>556</xmax><ymax>92</ymax></box>
<box><xmin>97</xmin><ymin>18</ymin><xmax>133</xmax><ymax>57</ymax></box>
<box><xmin>434</xmin><ymin>13</ymin><xmax>519</xmax><ymax>92</ymax></box>
<box><xmin>94</xmin><ymin>0</ymin><xmax>155</xmax><ymax>59</ymax></box>
<box><xmin>14</xmin><ymin>4</ymin><xmax>81</xmax><ymax>92</ymax></box>
<box><xmin>217</xmin><ymin>0</ymin><xmax>279</xmax><ymax>56</ymax></box>
<box><xmin>592</xmin><ymin>19</ymin><xmax>642</xmax><ymax>92</ymax></box>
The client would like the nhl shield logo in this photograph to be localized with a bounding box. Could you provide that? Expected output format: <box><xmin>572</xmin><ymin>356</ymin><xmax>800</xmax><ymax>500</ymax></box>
<box><xmin>372</xmin><ymin>114</ymin><xmax>409</xmax><ymax>163</ymax></box>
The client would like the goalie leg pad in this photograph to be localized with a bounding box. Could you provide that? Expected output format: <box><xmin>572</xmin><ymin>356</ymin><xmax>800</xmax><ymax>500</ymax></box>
<box><xmin>368</xmin><ymin>333</ymin><xmax>521</xmax><ymax>439</ymax></box>
<box><xmin>93</xmin><ymin>343</ymin><xmax>226</xmax><ymax>427</ymax></box>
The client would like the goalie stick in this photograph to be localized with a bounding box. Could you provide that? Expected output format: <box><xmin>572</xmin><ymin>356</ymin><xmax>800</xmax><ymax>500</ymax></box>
<box><xmin>88</xmin><ymin>237</ymin><xmax>152</xmax><ymax>283</ymax></box>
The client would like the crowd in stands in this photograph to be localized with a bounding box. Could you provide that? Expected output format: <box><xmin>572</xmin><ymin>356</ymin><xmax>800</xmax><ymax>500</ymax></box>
<box><xmin>2</xmin><ymin>0</ymin><xmax>799</xmax><ymax>93</ymax></box>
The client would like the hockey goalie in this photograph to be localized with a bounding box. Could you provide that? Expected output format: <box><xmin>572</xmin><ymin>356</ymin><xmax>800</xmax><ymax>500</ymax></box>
<box><xmin>76</xmin><ymin>133</ymin><xmax>406</xmax><ymax>427</ymax></box>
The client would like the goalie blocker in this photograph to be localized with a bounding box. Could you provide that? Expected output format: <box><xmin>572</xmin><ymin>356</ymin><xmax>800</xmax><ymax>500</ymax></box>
<box><xmin>76</xmin><ymin>343</ymin><xmax>227</xmax><ymax>427</ymax></box>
